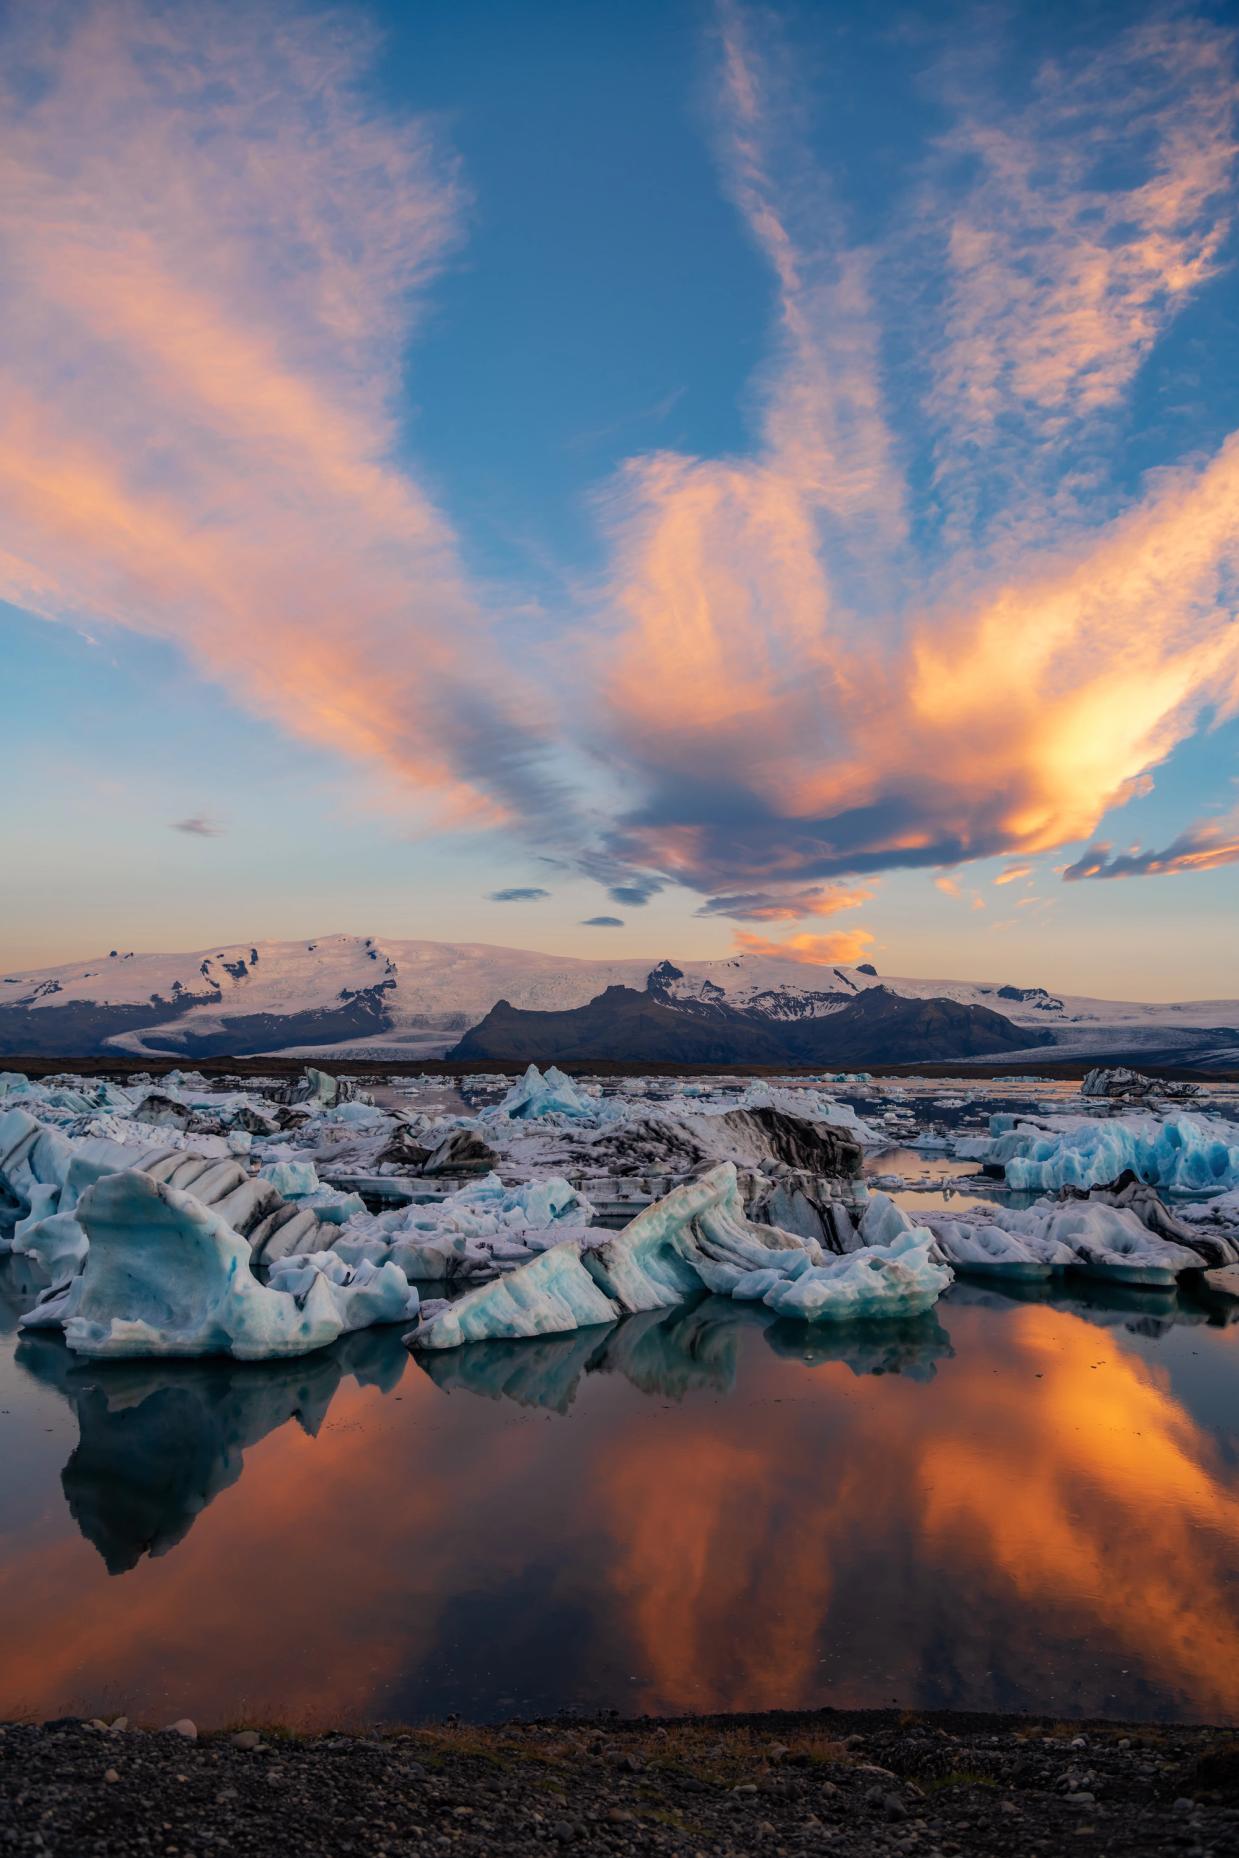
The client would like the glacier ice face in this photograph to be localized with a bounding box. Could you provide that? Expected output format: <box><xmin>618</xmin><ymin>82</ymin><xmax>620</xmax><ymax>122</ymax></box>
<box><xmin>62</xmin><ymin>1170</ymin><xmax>346</xmax><ymax>1360</ymax></box>
<box><xmin>982</xmin><ymin>1111</ymin><xmax>1239</xmax><ymax>1193</ymax></box>
<box><xmin>410</xmin><ymin>1239</ymin><xmax>619</xmax><ymax>1349</ymax></box>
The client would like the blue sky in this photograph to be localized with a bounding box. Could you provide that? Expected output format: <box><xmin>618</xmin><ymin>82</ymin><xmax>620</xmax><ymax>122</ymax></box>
<box><xmin>1</xmin><ymin>0</ymin><xmax>1237</xmax><ymax>998</ymax></box>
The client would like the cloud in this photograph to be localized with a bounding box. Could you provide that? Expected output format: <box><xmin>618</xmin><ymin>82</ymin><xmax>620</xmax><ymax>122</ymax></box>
<box><xmin>607</xmin><ymin>881</ymin><xmax>663</xmax><ymax>907</ymax></box>
<box><xmin>486</xmin><ymin>887</ymin><xmax>551</xmax><ymax>903</ymax></box>
<box><xmin>994</xmin><ymin>864</ymin><xmax>1033</xmax><ymax>886</ymax></box>
<box><xmin>586</xmin><ymin>5</ymin><xmax>1239</xmax><ymax>899</ymax></box>
<box><xmin>581</xmin><ymin>916</ymin><xmax>624</xmax><ymax>927</ymax></box>
<box><xmin>170</xmin><ymin>816</ymin><xmax>224</xmax><ymax>838</ymax></box>
<box><xmin>933</xmin><ymin>875</ymin><xmax>961</xmax><ymax>898</ymax></box>
<box><xmin>695</xmin><ymin>884</ymin><xmax>873</xmax><ymax>922</ymax></box>
<box><xmin>732</xmin><ymin>927</ymin><xmax>875</xmax><ymax>966</ymax></box>
<box><xmin>1062</xmin><ymin>814</ymin><xmax>1239</xmax><ymax>881</ymax></box>
<box><xmin>0</xmin><ymin>0</ymin><xmax>573</xmax><ymax>840</ymax></box>
<box><xmin>3</xmin><ymin>0</ymin><xmax>1238</xmax><ymax>920</ymax></box>
<box><xmin>926</xmin><ymin>16</ymin><xmax>1237</xmax><ymax>541</ymax></box>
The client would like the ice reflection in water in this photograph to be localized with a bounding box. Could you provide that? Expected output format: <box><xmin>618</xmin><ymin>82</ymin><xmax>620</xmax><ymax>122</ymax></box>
<box><xmin>0</xmin><ymin>1256</ymin><xmax>1237</xmax><ymax>1729</ymax></box>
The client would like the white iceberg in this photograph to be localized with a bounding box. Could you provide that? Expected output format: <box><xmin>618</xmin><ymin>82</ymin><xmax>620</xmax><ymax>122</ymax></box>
<box><xmin>61</xmin><ymin>1170</ymin><xmax>346</xmax><ymax>1360</ymax></box>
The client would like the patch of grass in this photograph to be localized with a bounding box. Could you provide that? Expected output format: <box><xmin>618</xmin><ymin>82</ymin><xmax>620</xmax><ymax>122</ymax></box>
<box><xmin>924</xmin><ymin>1768</ymin><xmax>998</xmax><ymax>1793</ymax></box>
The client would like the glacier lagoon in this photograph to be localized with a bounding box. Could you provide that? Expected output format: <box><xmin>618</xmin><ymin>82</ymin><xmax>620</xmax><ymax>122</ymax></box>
<box><xmin>2</xmin><ymin>1258</ymin><xmax>1238</xmax><ymax>1730</ymax></box>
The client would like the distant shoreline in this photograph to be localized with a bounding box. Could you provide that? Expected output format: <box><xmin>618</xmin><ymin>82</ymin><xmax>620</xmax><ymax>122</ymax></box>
<box><xmin>4</xmin><ymin>1052</ymin><xmax>1237</xmax><ymax>1083</ymax></box>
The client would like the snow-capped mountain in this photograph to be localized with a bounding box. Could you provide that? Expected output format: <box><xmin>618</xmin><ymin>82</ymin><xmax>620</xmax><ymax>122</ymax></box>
<box><xmin>2</xmin><ymin>933</ymin><xmax>1237</xmax><ymax>1066</ymax></box>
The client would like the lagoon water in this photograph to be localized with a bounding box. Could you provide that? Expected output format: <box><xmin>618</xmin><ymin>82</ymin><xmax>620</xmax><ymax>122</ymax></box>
<box><xmin>2</xmin><ymin>1257</ymin><xmax>1237</xmax><ymax>1730</ymax></box>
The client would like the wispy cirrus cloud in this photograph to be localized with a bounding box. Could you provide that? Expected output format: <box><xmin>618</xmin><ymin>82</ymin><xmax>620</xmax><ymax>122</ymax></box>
<box><xmin>1063</xmin><ymin>813</ymin><xmax>1239</xmax><ymax>881</ymax></box>
<box><xmin>486</xmin><ymin>887</ymin><xmax>551</xmax><ymax>903</ymax></box>
<box><xmin>0</xmin><ymin>0</ymin><xmax>574</xmax><ymax>839</ymax></box>
<box><xmin>582</xmin><ymin>915</ymin><xmax>624</xmax><ymax>927</ymax></box>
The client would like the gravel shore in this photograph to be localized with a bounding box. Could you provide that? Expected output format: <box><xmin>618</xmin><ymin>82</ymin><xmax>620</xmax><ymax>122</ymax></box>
<box><xmin>4</xmin><ymin>1710</ymin><xmax>1239</xmax><ymax>1858</ymax></box>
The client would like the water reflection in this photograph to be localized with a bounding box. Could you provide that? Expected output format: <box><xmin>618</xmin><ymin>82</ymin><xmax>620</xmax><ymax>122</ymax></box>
<box><xmin>15</xmin><ymin>1328</ymin><xmax>406</xmax><ymax>1574</ymax></box>
<box><xmin>0</xmin><ymin>1264</ymin><xmax>1237</xmax><ymax>1728</ymax></box>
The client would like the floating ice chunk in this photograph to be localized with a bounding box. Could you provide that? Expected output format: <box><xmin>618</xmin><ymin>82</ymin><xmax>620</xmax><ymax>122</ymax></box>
<box><xmin>337</xmin><ymin>1171</ymin><xmax>596</xmax><ymax>1281</ymax></box>
<box><xmin>259</xmin><ymin>1159</ymin><xmax>321</xmax><ymax>1197</ymax></box>
<box><xmin>410</xmin><ymin>1240</ymin><xmax>618</xmax><ymax>1349</ymax></box>
<box><xmin>984</xmin><ymin>1112</ymin><xmax>1239</xmax><ymax>1193</ymax></box>
<box><xmin>409</xmin><ymin>1163</ymin><xmax>952</xmax><ymax>1352</ymax></box>
<box><xmin>921</xmin><ymin>1197</ymin><xmax>1206</xmax><ymax>1287</ymax></box>
<box><xmin>492</xmin><ymin>1064</ymin><xmax>598</xmax><ymax>1121</ymax></box>
<box><xmin>62</xmin><ymin>1170</ymin><xmax>344</xmax><ymax>1360</ymax></box>
<box><xmin>927</xmin><ymin>1218</ymin><xmax>1068</xmax><ymax>1281</ymax></box>
<box><xmin>267</xmin><ymin>1252</ymin><xmax>419</xmax><ymax>1330</ymax></box>
<box><xmin>759</xmin><ymin>1230</ymin><xmax>951</xmax><ymax>1323</ymax></box>
<box><xmin>733</xmin><ymin>1083</ymin><xmax>880</xmax><ymax>1144</ymax></box>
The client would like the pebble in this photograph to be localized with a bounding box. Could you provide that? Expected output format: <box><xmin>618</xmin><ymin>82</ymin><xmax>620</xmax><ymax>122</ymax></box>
<box><xmin>104</xmin><ymin>1769</ymin><xmax>119</xmax><ymax>1785</ymax></box>
<box><xmin>164</xmin><ymin>1719</ymin><xmax>197</xmax><ymax>1740</ymax></box>
<box><xmin>230</xmin><ymin>1731</ymin><xmax>261</xmax><ymax>1750</ymax></box>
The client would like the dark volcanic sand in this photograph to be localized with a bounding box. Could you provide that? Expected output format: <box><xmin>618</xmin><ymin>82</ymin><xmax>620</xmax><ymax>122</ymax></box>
<box><xmin>4</xmin><ymin>1711</ymin><xmax>1239</xmax><ymax>1858</ymax></box>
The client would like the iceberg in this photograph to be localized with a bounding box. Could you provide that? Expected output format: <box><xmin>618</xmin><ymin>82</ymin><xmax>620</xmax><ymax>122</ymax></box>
<box><xmin>410</xmin><ymin>1239</ymin><xmax>619</xmax><ymax>1349</ymax></box>
<box><xmin>922</xmin><ymin>1197</ymin><xmax>1207</xmax><ymax>1287</ymax></box>
<box><xmin>61</xmin><ymin>1170</ymin><xmax>346</xmax><ymax>1359</ymax></box>
<box><xmin>490</xmin><ymin>1063</ymin><xmax>599</xmax><ymax>1121</ymax></box>
<box><xmin>266</xmin><ymin>1251</ymin><xmax>419</xmax><ymax>1330</ymax></box>
<box><xmin>409</xmin><ymin>1164</ymin><xmax>952</xmax><ymax>1352</ymax></box>
<box><xmin>981</xmin><ymin>1111</ymin><xmax>1239</xmax><ymax>1193</ymax></box>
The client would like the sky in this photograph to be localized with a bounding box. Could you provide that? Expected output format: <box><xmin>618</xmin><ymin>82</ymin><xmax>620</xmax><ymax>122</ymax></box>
<box><xmin>1</xmin><ymin>0</ymin><xmax>1237</xmax><ymax>1000</ymax></box>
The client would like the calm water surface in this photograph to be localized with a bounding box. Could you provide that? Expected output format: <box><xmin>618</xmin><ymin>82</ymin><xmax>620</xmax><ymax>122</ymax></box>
<box><xmin>2</xmin><ymin>1257</ymin><xmax>1237</xmax><ymax>1729</ymax></box>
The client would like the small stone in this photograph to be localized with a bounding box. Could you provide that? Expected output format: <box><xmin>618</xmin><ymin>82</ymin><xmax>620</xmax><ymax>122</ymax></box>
<box><xmin>605</xmin><ymin>1809</ymin><xmax>635</xmax><ymax>1825</ymax></box>
<box><xmin>230</xmin><ymin>1732</ymin><xmax>260</xmax><ymax>1751</ymax></box>
<box><xmin>165</xmin><ymin>1719</ymin><xmax>197</xmax><ymax>1741</ymax></box>
<box><xmin>1072</xmin><ymin>1793</ymin><xmax>1096</xmax><ymax>1807</ymax></box>
<box><xmin>110</xmin><ymin>1717</ymin><xmax>129</xmax><ymax>1733</ymax></box>
<box><xmin>1174</xmin><ymin>1798</ymin><xmax>1196</xmax><ymax>1812</ymax></box>
<box><xmin>104</xmin><ymin>1769</ymin><xmax>119</xmax><ymax>1785</ymax></box>
<box><xmin>767</xmin><ymin>1742</ymin><xmax>790</xmax><ymax>1765</ymax></box>
<box><xmin>884</xmin><ymin>1794</ymin><xmax>909</xmax><ymax>1822</ymax></box>
<box><xmin>551</xmin><ymin>1819</ymin><xmax>576</xmax><ymax>1842</ymax></box>
<box><xmin>1070</xmin><ymin>1737</ymin><xmax>1088</xmax><ymax>1750</ymax></box>
<box><xmin>733</xmin><ymin>1782</ymin><xmax>758</xmax><ymax>1795</ymax></box>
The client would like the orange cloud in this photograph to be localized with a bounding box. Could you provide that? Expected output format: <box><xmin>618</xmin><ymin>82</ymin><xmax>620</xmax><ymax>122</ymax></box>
<box><xmin>696</xmin><ymin>884</ymin><xmax>873</xmax><ymax>922</ymax></box>
<box><xmin>0</xmin><ymin>0</ymin><xmax>560</xmax><ymax>833</ymax></box>
<box><xmin>994</xmin><ymin>863</ymin><xmax>1033</xmax><ymax>885</ymax></box>
<box><xmin>732</xmin><ymin>927</ymin><xmax>875</xmax><ymax>965</ymax></box>
<box><xmin>1062</xmin><ymin>810</ymin><xmax>1239</xmax><ymax>880</ymax></box>
<box><xmin>591</xmin><ymin>8</ymin><xmax>1239</xmax><ymax>897</ymax></box>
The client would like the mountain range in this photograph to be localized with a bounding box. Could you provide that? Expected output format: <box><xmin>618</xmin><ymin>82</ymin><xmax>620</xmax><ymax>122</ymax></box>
<box><xmin>3</xmin><ymin>934</ymin><xmax>1238</xmax><ymax>1068</ymax></box>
